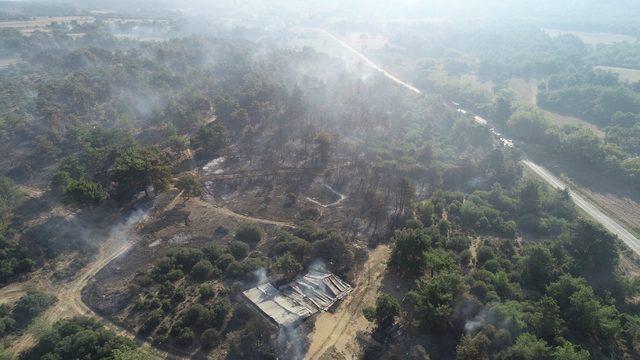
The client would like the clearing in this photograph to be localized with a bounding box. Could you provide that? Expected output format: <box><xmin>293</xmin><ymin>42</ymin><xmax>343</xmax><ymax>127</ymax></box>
<box><xmin>507</xmin><ymin>78</ymin><xmax>605</xmax><ymax>137</ymax></box>
<box><xmin>595</xmin><ymin>65</ymin><xmax>640</xmax><ymax>83</ymax></box>
<box><xmin>306</xmin><ymin>244</ymin><xmax>391</xmax><ymax>360</ymax></box>
<box><xmin>543</xmin><ymin>28</ymin><xmax>636</xmax><ymax>45</ymax></box>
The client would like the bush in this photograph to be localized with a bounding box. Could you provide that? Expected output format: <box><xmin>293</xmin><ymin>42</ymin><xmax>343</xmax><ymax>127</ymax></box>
<box><xmin>63</xmin><ymin>179</ymin><xmax>107</xmax><ymax>206</ymax></box>
<box><xmin>228</xmin><ymin>241</ymin><xmax>250</xmax><ymax>260</ymax></box>
<box><xmin>191</xmin><ymin>260</ymin><xmax>214</xmax><ymax>281</ymax></box>
<box><xmin>12</xmin><ymin>291</ymin><xmax>57</xmax><ymax>325</ymax></box>
<box><xmin>175</xmin><ymin>327</ymin><xmax>195</xmax><ymax>347</ymax></box>
<box><xmin>299</xmin><ymin>207</ymin><xmax>320</xmax><ymax>220</ymax></box>
<box><xmin>201</xmin><ymin>328</ymin><xmax>220</xmax><ymax>348</ymax></box>
<box><xmin>235</xmin><ymin>223</ymin><xmax>263</xmax><ymax>245</ymax></box>
<box><xmin>215</xmin><ymin>253</ymin><xmax>235</xmax><ymax>271</ymax></box>
<box><xmin>140</xmin><ymin>309</ymin><xmax>163</xmax><ymax>335</ymax></box>
<box><xmin>198</xmin><ymin>285</ymin><xmax>215</xmax><ymax>300</ymax></box>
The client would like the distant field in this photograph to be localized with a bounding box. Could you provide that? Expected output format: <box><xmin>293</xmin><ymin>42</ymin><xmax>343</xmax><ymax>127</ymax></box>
<box><xmin>0</xmin><ymin>16</ymin><xmax>94</xmax><ymax>35</ymax></box>
<box><xmin>595</xmin><ymin>65</ymin><xmax>640</xmax><ymax>83</ymax></box>
<box><xmin>341</xmin><ymin>32</ymin><xmax>391</xmax><ymax>51</ymax></box>
<box><xmin>544</xmin><ymin>28</ymin><xmax>636</xmax><ymax>45</ymax></box>
<box><xmin>507</xmin><ymin>78</ymin><xmax>605</xmax><ymax>137</ymax></box>
<box><xmin>0</xmin><ymin>58</ymin><xmax>19</xmax><ymax>69</ymax></box>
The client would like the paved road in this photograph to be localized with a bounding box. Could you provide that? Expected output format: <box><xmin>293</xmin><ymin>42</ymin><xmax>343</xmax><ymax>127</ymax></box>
<box><xmin>315</xmin><ymin>28</ymin><xmax>640</xmax><ymax>256</ymax></box>
<box><xmin>522</xmin><ymin>160</ymin><xmax>640</xmax><ymax>254</ymax></box>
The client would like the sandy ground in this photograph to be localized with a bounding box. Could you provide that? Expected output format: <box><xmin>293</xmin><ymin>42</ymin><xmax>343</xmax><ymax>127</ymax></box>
<box><xmin>306</xmin><ymin>245</ymin><xmax>391</xmax><ymax>360</ymax></box>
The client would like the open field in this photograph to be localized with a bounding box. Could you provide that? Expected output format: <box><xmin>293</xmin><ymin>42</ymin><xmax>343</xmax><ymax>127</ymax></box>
<box><xmin>507</xmin><ymin>78</ymin><xmax>605</xmax><ymax>137</ymax></box>
<box><xmin>0</xmin><ymin>58</ymin><xmax>19</xmax><ymax>68</ymax></box>
<box><xmin>544</xmin><ymin>28</ymin><xmax>637</xmax><ymax>45</ymax></box>
<box><xmin>0</xmin><ymin>16</ymin><xmax>93</xmax><ymax>34</ymax></box>
<box><xmin>340</xmin><ymin>32</ymin><xmax>392</xmax><ymax>51</ymax></box>
<box><xmin>595</xmin><ymin>65</ymin><xmax>640</xmax><ymax>83</ymax></box>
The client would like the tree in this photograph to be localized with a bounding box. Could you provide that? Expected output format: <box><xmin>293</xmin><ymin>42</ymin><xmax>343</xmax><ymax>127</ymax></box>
<box><xmin>456</xmin><ymin>333</ymin><xmax>490</xmax><ymax>360</ymax></box>
<box><xmin>424</xmin><ymin>248</ymin><xmax>458</xmax><ymax>277</ymax></box>
<box><xmin>190</xmin><ymin>260</ymin><xmax>214</xmax><ymax>281</ymax></box>
<box><xmin>497</xmin><ymin>333</ymin><xmax>552</xmax><ymax>360</ymax></box>
<box><xmin>201</xmin><ymin>328</ymin><xmax>220</xmax><ymax>349</ymax></box>
<box><xmin>389</xmin><ymin>229</ymin><xmax>431</xmax><ymax>277</ymax></box>
<box><xmin>228</xmin><ymin>241</ymin><xmax>250</xmax><ymax>260</ymax></box>
<box><xmin>176</xmin><ymin>174</ymin><xmax>203</xmax><ymax>199</ymax></box>
<box><xmin>397</xmin><ymin>178</ymin><xmax>416</xmax><ymax>213</ymax></box>
<box><xmin>569</xmin><ymin>219</ymin><xmax>618</xmax><ymax>280</ymax></box>
<box><xmin>518</xmin><ymin>179</ymin><xmax>541</xmax><ymax>215</ymax></box>
<box><xmin>235</xmin><ymin>223</ymin><xmax>263</xmax><ymax>246</ymax></box>
<box><xmin>530</xmin><ymin>297</ymin><xmax>565</xmax><ymax>343</ymax></box>
<box><xmin>63</xmin><ymin>179</ymin><xmax>107</xmax><ymax>206</ymax></box>
<box><xmin>314</xmin><ymin>131</ymin><xmax>334</xmax><ymax>164</ymax></box>
<box><xmin>520</xmin><ymin>245</ymin><xmax>555</xmax><ymax>292</ymax></box>
<box><xmin>111</xmin><ymin>146</ymin><xmax>171</xmax><ymax>197</ymax></box>
<box><xmin>552</xmin><ymin>343</ymin><xmax>590</xmax><ymax>360</ymax></box>
<box><xmin>12</xmin><ymin>291</ymin><xmax>56</xmax><ymax>325</ymax></box>
<box><xmin>274</xmin><ymin>252</ymin><xmax>302</xmax><ymax>280</ymax></box>
<box><xmin>193</xmin><ymin>122</ymin><xmax>229</xmax><ymax>155</ymax></box>
<box><xmin>409</xmin><ymin>272</ymin><xmax>465</xmax><ymax>330</ymax></box>
<box><xmin>362</xmin><ymin>293</ymin><xmax>401</xmax><ymax>329</ymax></box>
<box><xmin>23</xmin><ymin>316</ymin><xmax>136</xmax><ymax>360</ymax></box>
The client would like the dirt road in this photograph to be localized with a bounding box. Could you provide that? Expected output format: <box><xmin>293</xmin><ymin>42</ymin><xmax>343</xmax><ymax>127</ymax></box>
<box><xmin>306</xmin><ymin>245</ymin><xmax>391</xmax><ymax>360</ymax></box>
<box><xmin>315</xmin><ymin>28</ymin><xmax>640</xmax><ymax>257</ymax></box>
<box><xmin>310</xmin><ymin>29</ymin><xmax>422</xmax><ymax>94</ymax></box>
<box><xmin>2</xmin><ymin>188</ymin><xmax>297</xmax><ymax>357</ymax></box>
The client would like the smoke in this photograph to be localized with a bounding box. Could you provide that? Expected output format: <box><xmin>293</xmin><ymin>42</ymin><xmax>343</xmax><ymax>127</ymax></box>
<box><xmin>308</xmin><ymin>259</ymin><xmax>327</xmax><ymax>273</ymax></box>
<box><xmin>109</xmin><ymin>208</ymin><xmax>148</xmax><ymax>245</ymax></box>
<box><xmin>253</xmin><ymin>267</ymin><xmax>268</xmax><ymax>285</ymax></box>
<box><xmin>277</xmin><ymin>324</ymin><xmax>304</xmax><ymax>360</ymax></box>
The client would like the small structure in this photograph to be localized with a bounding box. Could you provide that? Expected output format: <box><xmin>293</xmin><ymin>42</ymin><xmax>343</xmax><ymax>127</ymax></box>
<box><xmin>241</xmin><ymin>270</ymin><xmax>353</xmax><ymax>327</ymax></box>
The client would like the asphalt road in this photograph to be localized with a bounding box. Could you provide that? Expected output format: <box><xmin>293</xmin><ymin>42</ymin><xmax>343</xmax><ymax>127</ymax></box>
<box><xmin>316</xmin><ymin>28</ymin><xmax>640</xmax><ymax>256</ymax></box>
<box><xmin>522</xmin><ymin>160</ymin><xmax>640</xmax><ymax>254</ymax></box>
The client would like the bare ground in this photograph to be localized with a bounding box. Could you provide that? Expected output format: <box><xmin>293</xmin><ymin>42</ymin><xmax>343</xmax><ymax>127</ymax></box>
<box><xmin>306</xmin><ymin>245</ymin><xmax>391</xmax><ymax>360</ymax></box>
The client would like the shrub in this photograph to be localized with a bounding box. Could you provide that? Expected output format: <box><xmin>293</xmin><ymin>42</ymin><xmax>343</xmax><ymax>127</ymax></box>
<box><xmin>201</xmin><ymin>328</ymin><xmax>220</xmax><ymax>348</ymax></box>
<box><xmin>228</xmin><ymin>241</ymin><xmax>250</xmax><ymax>260</ymax></box>
<box><xmin>235</xmin><ymin>223</ymin><xmax>263</xmax><ymax>245</ymax></box>
<box><xmin>191</xmin><ymin>260</ymin><xmax>214</xmax><ymax>281</ymax></box>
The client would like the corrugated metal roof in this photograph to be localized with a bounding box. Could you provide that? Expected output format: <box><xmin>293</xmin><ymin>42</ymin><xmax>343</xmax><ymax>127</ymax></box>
<box><xmin>241</xmin><ymin>271</ymin><xmax>353</xmax><ymax>326</ymax></box>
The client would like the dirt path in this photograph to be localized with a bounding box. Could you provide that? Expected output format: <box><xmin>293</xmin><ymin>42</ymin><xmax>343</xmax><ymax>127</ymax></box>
<box><xmin>192</xmin><ymin>197</ymin><xmax>295</xmax><ymax>228</ymax></box>
<box><xmin>3</xmin><ymin>191</ymin><xmax>294</xmax><ymax>357</ymax></box>
<box><xmin>306</xmin><ymin>245</ymin><xmax>391</xmax><ymax>360</ymax></box>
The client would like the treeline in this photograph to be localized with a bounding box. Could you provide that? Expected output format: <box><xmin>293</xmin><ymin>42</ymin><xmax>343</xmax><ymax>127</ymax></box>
<box><xmin>377</xmin><ymin>177</ymin><xmax>640</xmax><ymax>359</ymax></box>
<box><xmin>501</xmin><ymin>102</ymin><xmax>640</xmax><ymax>190</ymax></box>
<box><xmin>22</xmin><ymin>316</ymin><xmax>150</xmax><ymax>360</ymax></box>
<box><xmin>537</xmin><ymin>69</ymin><xmax>640</xmax><ymax>128</ymax></box>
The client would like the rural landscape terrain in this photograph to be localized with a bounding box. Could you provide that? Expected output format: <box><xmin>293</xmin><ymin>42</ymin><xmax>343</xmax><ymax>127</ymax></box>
<box><xmin>2</xmin><ymin>0</ymin><xmax>640</xmax><ymax>359</ymax></box>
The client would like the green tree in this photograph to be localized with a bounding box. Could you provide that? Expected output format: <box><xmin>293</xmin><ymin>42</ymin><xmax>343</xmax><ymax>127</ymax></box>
<box><xmin>63</xmin><ymin>179</ymin><xmax>107</xmax><ymax>206</ymax></box>
<box><xmin>362</xmin><ymin>293</ymin><xmax>401</xmax><ymax>329</ymax></box>
<box><xmin>497</xmin><ymin>333</ymin><xmax>552</xmax><ymax>360</ymax></box>
<box><xmin>552</xmin><ymin>342</ymin><xmax>590</xmax><ymax>360</ymax></box>
<box><xmin>193</xmin><ymin>122</ymin><xmax>229</xmax><ymax>155</ymax></box>
<box><xmin>274</xmin><ymin>252</ymin><xmax>302</xmax><ymax>280</ymax></box>
<box><xmin>111</xmin><ymin>146</ymin><xmax>171</xmax><ymax>197</ymax></box>
<box><xmin>409</xmin><ymin>272</ymin><xmax>465</xmax><ymax>330</ymax></box>
<box><xmin>389</xmin><ymin>229</ymin><xmax>431</xmax><ymax>277</ymax></box>
<box><xmin>235</xmin><ymin>223</ymin><xmax>263</xmax><ymax>246</ymax></box>
<box><xmin>176</xmin><ymin>174</ymin><xmax>203</xmax><ymax>199</ymax></box>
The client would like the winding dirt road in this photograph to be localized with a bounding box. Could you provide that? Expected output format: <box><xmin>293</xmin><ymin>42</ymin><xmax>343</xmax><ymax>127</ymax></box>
<box><xmin>2</xmin><ymin>188</ymin><xmax>296</xmax><ymax>357</ymax></box>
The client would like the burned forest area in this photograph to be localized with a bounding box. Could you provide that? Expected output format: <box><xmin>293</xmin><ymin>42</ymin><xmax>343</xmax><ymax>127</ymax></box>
<box><xmin>3</xmin><ymin>1</ymin><xmax>640</xmax><ymax>360</ymax></box>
